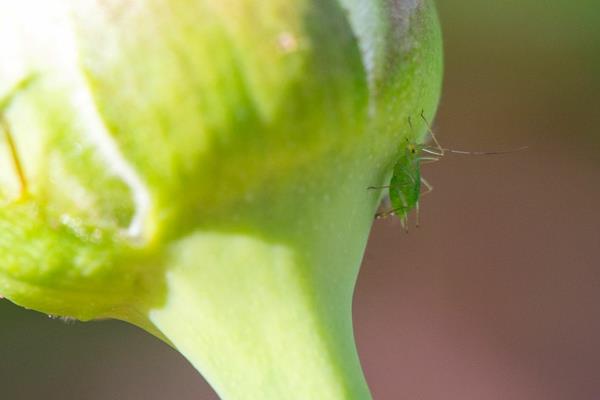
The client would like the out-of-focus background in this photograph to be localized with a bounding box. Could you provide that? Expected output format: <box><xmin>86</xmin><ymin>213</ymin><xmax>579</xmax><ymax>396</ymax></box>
<box><xmin>2</xmin><ymin>1</ymin><xmax>599</xmax><ymax>399</ymax></box>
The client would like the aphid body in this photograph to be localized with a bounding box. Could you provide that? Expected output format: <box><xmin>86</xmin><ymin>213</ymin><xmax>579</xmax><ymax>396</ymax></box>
<box><xmin>386</xmin><ymin>140</ymin><xmax>421</xmax><ymax>226</ymax></box>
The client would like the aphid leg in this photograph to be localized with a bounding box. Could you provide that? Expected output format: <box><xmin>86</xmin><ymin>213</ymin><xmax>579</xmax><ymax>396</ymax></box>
<box><xmin>420</xmin><ymin>109</ymin><xmax>445</xmax><ymax>156</ymax></box>
<box><xmin>415</xmin><ymin>201</ymin><xmax>420</xmax><ymax>228</ymax></box>
<box><xmin>375</xmin><ymin>208</ymin><xmax>395</xmax><ymax>219</ymax></box>
<box><xmin>414</xmin><ymin>178</ymin><xmax>434</xmax><ymax>228</ymax></box>
<box><xmin>420</xmin><ymin>177</ymin><xmax>434</xmax><ymax>196</ymax></box>
<box><xmin>419</xmin><ymin>156</ymin><xmax>440</xmax><ymax>165</ymax></box>
<box><xmin>0</xmin><ymin>115</ymin><xmax>27</xmax><ymax>199</ymax></box>
<box><xmin>375</xmin><ymin>206</ymin><xmax>407</xmax><ymax>220</ymax></box>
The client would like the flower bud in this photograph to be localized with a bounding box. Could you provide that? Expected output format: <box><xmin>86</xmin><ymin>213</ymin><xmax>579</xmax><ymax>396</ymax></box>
<box><xmin>0</xmin><ymin>1</ymin><xmax>442</xmax><ymax>398</ymax></box>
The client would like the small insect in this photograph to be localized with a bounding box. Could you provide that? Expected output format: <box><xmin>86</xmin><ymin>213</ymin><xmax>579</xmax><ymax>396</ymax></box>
<box><xmin>0</xmin><ymin>75</ymin><xmax>36</xmax><ymax>199</ymax></box>
<box><xmin>369</xmin><ymin>110</ymin><xmax>526</xmax><ymax>230</ymax></box>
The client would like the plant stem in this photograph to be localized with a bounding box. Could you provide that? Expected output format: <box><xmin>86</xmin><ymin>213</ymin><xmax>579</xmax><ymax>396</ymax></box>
<box><xmin>139</xmin><ymin>156</ymin><xmax>378</xmax><ymax>399</ymax></box>
<box><xmin>148</xmin><ymin>233</ymin><xmax>370</xmax><ymax>399</ymax></box>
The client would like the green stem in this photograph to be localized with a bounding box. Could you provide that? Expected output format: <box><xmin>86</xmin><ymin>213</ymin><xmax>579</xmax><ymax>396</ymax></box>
<box><xmin>136</xmin><ymin>154</ymin><xmax>379</xmax><ymax>399</ymax></box>
<box><xmin>148</xmin><ymin>234</ymin><xmax>370</xmax><ymax>399</ymax></box>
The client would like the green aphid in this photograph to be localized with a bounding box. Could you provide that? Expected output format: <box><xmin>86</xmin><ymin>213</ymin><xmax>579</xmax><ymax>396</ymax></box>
<box><xmin>387</xmin><ymin>140</ymin><xmax>427</xmax><ymax>225</ymax></box>
<box><xmin>370</xmin><ymin>111</ymin><xmax>526</xmax><ymax>230</ymax></box>
<box><xmin>368</xmin><ymin>111</ymin><xmax>439</xmax><ymax>229</ymax></box>
<box><xmin>369</xmin><ymin>137</ymin><xmax>434</xmax><ymax>230</ymax></box>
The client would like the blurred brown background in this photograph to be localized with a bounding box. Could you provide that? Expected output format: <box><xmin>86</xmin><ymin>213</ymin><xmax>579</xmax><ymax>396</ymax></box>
<box><xmin>1</xmin><ymin>1</ymin><xmax>599</xmax><ymax>398</ymax></box>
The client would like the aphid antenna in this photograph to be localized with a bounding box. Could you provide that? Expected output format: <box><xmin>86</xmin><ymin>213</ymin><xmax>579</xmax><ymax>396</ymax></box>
<box><xmin>418</xmin><ymin>110</ymin><xmax>444</xmax><ymax>154</ymax></box>
<box><xmin>419</xmin><ymin>109</ymin><xmax>528</xmax><ymax>157</ymax></box>
<box><xmin>440</xmin><ymin>146</ymin><xmax>529</xmax><ymax>156</ymax></box>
